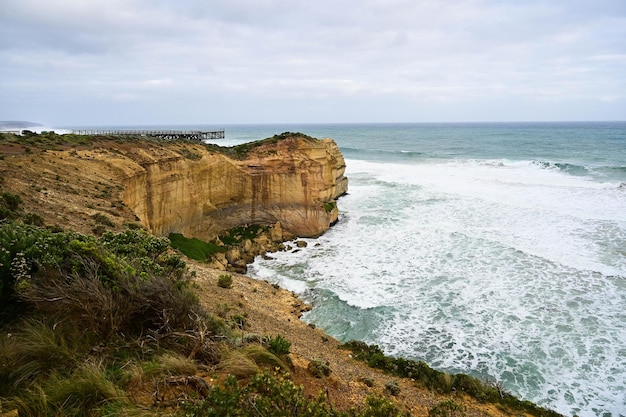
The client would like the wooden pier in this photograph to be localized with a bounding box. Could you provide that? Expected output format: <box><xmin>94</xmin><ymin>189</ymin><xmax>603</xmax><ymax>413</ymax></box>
<box><xmin>69</xmin><ymin>129</ymin><xmax>225</xmax><ymax>141</ymax></box>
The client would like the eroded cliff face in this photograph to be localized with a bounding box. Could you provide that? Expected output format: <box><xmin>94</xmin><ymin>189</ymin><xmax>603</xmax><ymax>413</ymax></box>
<box><xmin>120</xmin><ymin>136</ymin><xmax>347</xmax><ymax>240</ymax></box>
<box><xmin>1</xmin><ymin>134</ymin><xmax>346</xmax><ymax>242</ymax></box>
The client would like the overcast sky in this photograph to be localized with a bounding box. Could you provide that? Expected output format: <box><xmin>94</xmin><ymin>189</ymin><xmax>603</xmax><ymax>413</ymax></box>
<box><xmin>1</xmin><ymin>0</ymin><xmax>625</xmax><ymax>126</ymax></box>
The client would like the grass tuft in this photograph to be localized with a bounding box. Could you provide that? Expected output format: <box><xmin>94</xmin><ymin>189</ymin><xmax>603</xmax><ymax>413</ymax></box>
<box><xmin>218</xmin><ymin>350</ymin><xmax>260</xmax><ymax>378</ymax></box>
<box><xmin>0</xmin><ymin>319</ymin><xmax>92</xmax><ymax>391</ymax></box>
<box><xmin>242</xmin><ymin>345</ymin><xmax>289</xmax><ymax>372</ymax></box>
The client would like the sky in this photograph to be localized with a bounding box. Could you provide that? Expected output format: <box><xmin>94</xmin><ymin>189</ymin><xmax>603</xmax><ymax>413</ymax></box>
<box><xmin>1</xmin><ymin>0</ymin><xmax>625</xmax><ymax>126</ymax></box>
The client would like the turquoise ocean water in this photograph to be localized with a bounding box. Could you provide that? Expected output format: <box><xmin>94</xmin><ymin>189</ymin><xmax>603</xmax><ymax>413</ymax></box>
<box><xmin>68</xmin><ymin>122</ymin><xmax>626</xmax><ymax>416</ymax></box>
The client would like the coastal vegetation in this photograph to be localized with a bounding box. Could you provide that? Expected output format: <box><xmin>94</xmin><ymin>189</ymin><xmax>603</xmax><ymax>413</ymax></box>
<box><xmin>341</xmin><ymin>341</ymin><xmax>563</xmax><ymax>417</ymax></box>
<box><xmin>215</xmin><ymin>131</ymin><xmax>317</xmax><ymax>160</ymax></box>
<box><xmin>0</xmin><ymin>130</ymin><xmax>312</xmax><ymax>159</ymax></box>
<box><xmin>0</xmin><ymin>220</ymin><xmax>408</xmax><ymax>416</ymax></box>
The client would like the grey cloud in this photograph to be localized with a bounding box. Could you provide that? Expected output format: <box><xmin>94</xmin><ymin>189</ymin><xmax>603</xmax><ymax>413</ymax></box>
<box><xmin>1</xmin><ymin>0</ymin><xmax>625</xmax><ymax>124</ymax></box>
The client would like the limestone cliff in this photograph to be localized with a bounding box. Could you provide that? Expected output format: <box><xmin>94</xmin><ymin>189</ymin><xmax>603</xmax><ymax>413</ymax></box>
<box><xmin>116</xmin><ymin>135</ymin><xmax>347</xmax><ymax>240</ymax></box>
<box><xmin>1</xmin><ymin>133</ymin><xmax>347</xmax><ymax>241</ymax></box>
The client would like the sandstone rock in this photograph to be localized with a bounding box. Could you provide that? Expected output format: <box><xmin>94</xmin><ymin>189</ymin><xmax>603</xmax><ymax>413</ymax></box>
<box><xmin>269</xmin><ymin>221</ymin><xmax>283</xmax><ymax>242</ymax></box>
<box><xmin>208</xmin><ymin>261</ymin><xmax>226</xmax><ymax>271</ymax></box>
<box><xmin>120</xmin><ymin>135</ymin><xmax>347</xmax><ymax>241</ymax></box>
<box><xmin>226</xmin><ymin>248</ymin><xmax>241</xmax><ymax>264</ymax></box>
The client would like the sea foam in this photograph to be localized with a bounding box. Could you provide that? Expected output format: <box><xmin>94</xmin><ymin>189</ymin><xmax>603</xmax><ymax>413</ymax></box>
<box><xmin>250</xmin><ymin>156</ymin><xmax>626</xmax><ymax>417</ymax></box>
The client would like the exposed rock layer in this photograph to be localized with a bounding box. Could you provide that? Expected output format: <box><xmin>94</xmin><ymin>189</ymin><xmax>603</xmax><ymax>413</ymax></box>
<box><xmin>120</xmin><ymin>136</ymin><xmax>348</xmax><ymax>240</ymax></box>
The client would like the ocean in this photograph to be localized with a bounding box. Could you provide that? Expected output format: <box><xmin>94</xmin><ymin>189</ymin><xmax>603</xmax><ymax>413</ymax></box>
<box><xmin>213</xmin><ymin>122</ymin><xmax>625</xmax><ymax>417</ymax></box>
<box><xmin>66</xmin><ymin>121</ymin><xmax>626</xmax><ymax>416</ymax></box>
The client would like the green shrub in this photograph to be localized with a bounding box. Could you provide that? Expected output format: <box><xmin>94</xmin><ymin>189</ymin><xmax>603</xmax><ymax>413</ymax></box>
<box><xmin>23</xmin><ymin>212</ymin><xmax>45</xmax><ymax>226</ymax></box>
<box><xmin>91</xmin><ymin>212</ymin><xmax>115</xmax><ymax>227</ymax></box>
<box><xmin>217</xmin><ymin>274</ymin><xmax>233</xmax><ymax>289</ymax></box>
<box><xmin>428</xmin><ymin>399</ymin><xmax>465</xmax><ymax>417</ymax></box>
<box><xmin>384</xmin><ymin>380</ymin><xmax>400</xmax><ymax>396</ymax></box>
<box><xmin>0</xmin><ymin>223</ymin><xmax>233</xmax><ymax>414</ymax></box>
<box><xmin>307</xmin><ymin>358</ymin><xmax>332</xmax><ymax>378</ymax></box>
<box><xmin>0</xmin><ymin>192</ymin><xmax>22</xmax><ymax>211</ymax></box>
<box><xmin>184</xmin><ymin>372</ymin><xmax>329</xmax><ymax>417</ymax></box>
<box><xmin>360</xmin><ymin>376</ymin><xmax>375</xmax><ymax>387</ymax></box>
<box><xmin>0</xmin><ymin>192</ymin><xmax>22</xmax><ymax>220</ymax></box>
<box><xmin>107</xmin><ymin>225</ymin><xmax>182</xmax><ymax>272</ymax></box>
<box><xmin>1</xmin><ymin>222</ymin><xmax>219</xmax><ymax>344</ymax></box>
<box><xmin>184</xmin><ymin>372</ymin><xmax>409</xmax><ymax>417</ymax></box>
<box><xmin>323</xmin><ymin>201</ymin><xmax>337</xmax><ymax>213</ymax></box>
<box><xmin>0</xmin><ymin>221</ymin><xmax>80</xmax><ymax>322</ymax></box>
<box><xmin>358</xmin><ymin>395</ymin><xmax>411</xmax><ymax>417</ymax></box>
<box><xmin>264</xmin><ymin>334</ymin><xmax>291</xmax><ymax>356</ymax></box>
<box><xmin>219</xmin><ymin>224</ymin><xmax>266</xmax><ymax>246</ymax></box>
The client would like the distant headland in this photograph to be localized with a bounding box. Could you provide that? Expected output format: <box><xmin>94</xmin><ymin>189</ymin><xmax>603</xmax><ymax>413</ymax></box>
<box><xmin>0</xmin><ymin>120</ymin><xmax>44</xmax><ymax>131</ymax></box>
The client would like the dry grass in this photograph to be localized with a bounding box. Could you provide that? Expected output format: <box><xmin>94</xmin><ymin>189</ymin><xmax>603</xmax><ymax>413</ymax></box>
<box><xmin>218</xmin><ymin>350</ymin><xmax>260</xmax><ymax>379</ymax></box>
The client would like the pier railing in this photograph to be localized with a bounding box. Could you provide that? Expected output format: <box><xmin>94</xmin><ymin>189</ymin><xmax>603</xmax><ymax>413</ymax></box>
<box><xmin>69</xmin><ymin>129</ymin><xmax>225</xmax><ymax>141</ymax></box>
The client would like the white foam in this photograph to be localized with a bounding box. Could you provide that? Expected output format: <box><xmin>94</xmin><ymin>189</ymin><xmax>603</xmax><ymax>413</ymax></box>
<box><xmin>250</xmin><ymin>157</ymin><xmax>626</xmax><ymax>417</ymax></box>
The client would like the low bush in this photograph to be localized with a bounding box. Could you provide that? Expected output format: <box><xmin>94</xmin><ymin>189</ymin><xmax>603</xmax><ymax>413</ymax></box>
<box><xmin>217</xmin><ymin>274</ymin><xmax>233</xmax><ymax>289</ymax></box>
<box><xmin>23</xmin><ymin>212</ymin><xmax>45</xmax><ymax>226</ymax></box>
<box><xmin>0</xmin><ymin>192</ymin><xmax>22</xmax><ymax>211</ymax></box>
<box><xmin>323</xmin><ymin>201</ymin><xmax>337</xmax><ymax>213</ymax></box>
<box><xmin>0</xmin><ymin>192</ymin><xmax>22</xmax><ymax>220</ymax></box>
<box><xmin>91</xmin><ymin>212</ymin><xmax>115</xmax><ymax>227</ymax></box>
<box><xmin>428</xmin><ymin>399</ymin><xmax>465</xmax><ymax>417</ymax></box>
<box><xmin>183</xmin><ymin>372</ymin><xmax>410</xmax><ymax>417</ymax></box>
<box><xmin>218</xmin><ymin>224</ymin><xmax>266</xmax><ymax>246</ymax></box>
<box><xmin>0</xmin><ymin>221</ymin><xmax>81</xmax><ymax>322</ymax></box>
<box><xmin>307</xmin><ymin>358</ymin><xmax>332</xmax><ymax>378</ymax></box>
<box><xmin>385</xmin><ymin>380</ymin><xmax>400</xmax><ymax>396</ymax></box>
<box><xmin>340</xmin><ymin>340</ymin><xmax>564</xmax><ymax>417</ymax></box>
<box><xmin>265</xmin><ymin>334</ymin><xmax>291</xmax><ymax>356</ymax></box>
<box><xmin>0</xmin><ymin>222</ymin><xmax>230</xmax><ymax>415</ymax></box>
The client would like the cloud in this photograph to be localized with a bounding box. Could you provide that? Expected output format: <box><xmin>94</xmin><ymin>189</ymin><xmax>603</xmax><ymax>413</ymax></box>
<box><xmin>1</xmin><ymin>0</ymin><xmax>625</xmax><ymax>124</ymax></box>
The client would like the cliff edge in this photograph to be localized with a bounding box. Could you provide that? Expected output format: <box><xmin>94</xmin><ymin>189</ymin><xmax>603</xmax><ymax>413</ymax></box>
<box><xmin>0</xmin><ymin>132</ymin><xmax>348</xmax><ymax>241</ymax></box>
<box><xmin>122</xmin><ymin>135</ymin><xmax>348</xmax><ymax>240</ymax></box>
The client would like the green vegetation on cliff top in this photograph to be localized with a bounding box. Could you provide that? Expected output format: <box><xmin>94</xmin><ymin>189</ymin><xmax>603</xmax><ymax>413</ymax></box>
<box><xmin>0</xmin><ymin>130</ymin><xmax>316</xmax><ymax>160</ymax></box>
